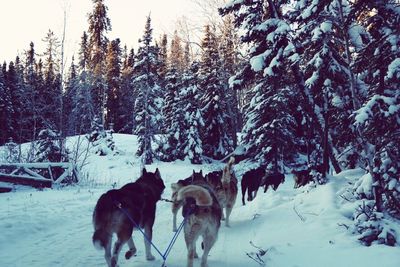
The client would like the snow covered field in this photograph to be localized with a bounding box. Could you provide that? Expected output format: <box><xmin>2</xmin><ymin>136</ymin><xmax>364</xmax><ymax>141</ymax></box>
<box><xmin>0</xmin><ymin>134</ymin><xmax>399</xmax><ymax>267</ymax></box>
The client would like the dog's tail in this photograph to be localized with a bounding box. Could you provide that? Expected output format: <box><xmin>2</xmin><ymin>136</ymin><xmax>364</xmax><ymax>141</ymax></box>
<box><xmin>222</xmin><ymin>156</ymin><xmax>235</xmax><ymax>184</ymax></box>
<box><xmin>92</xmin><ymin>192</ymin><xmax>114</xmax><ymax>250</ymax></box>
<box><xmin>177</xmin><ymin>185</ymin><xmax>212</xmax><ymax>206</ymax></box>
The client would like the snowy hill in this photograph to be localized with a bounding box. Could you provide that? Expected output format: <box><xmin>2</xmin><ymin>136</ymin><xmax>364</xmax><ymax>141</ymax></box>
<box><xmin>0</xmin><ymin>134</ymin><xmax>399</xmax><ymax>267</ymax></box>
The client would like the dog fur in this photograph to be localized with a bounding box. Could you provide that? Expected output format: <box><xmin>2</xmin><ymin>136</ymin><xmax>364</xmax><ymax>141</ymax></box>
<box><xmin>92</xmin><ymin>168</ymin><xmax>165</xmax><ymax>267</ymax></box>
<box><xmin>220</xmin><ymin>157</ymin><xmax>238</xmax><ymax>227</ymax></box>
<box><xmin>241</xmin><ymin>167</ymin><xmax>266</xmax><ymax>205</ymax></box>
<box><xmin>177</xmin><ymin>183</ymin><xmax>222</xmax><ymax>267</ymax></box>
<box><xmin>171</xmin><ymin>170</ymin><xmax>206</xmax><ymax>232</ymax></box>
<box><xmin>261</xmin><ymin>172</ymin><xmax>285</xmax><ymax>193</ymax></box>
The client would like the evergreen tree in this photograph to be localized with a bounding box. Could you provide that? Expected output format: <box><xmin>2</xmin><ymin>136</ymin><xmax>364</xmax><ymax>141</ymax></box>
<box><xmin>132</xmin><ymin>15</ymin><xmax>162</xmax><ymax>164</ymax></box>
<box><xmin>78</xmin><ymin>31</ymin><xmax>90</xmax><ymax>71</ymax></box>
<box><xmin>87</xmin><ymin>115</ymin><xmax>116</xmax><ymax>156</ymax></box>
<box><xmin>23</xmin><ymin>42</ymin><xmax>41</xmax><ymax>141</ymax></box>
<box><xmin>105</xmin><ymin>38</ymin><xmax>122</xmax><ymax>131</ymax></box>
<box><xmin>0</xmin><ymin>63</ymin><xmax>12</xmax><ymax>145</ymax></box>
<box><xmin>180</xmin><ymin>62</ymin><xmax>204</xmax><ymax>163</ymax></box>
<box><xmin>41</xmin><ymin>30</ymin><xmax>62</xmax><ymax>132</ymax></box>
<box><xmin>219</xmin><ymin>15</ymin><xmax>241</xmax><ymax>147</ymax></box>
<box><xmin>35</xmin><ymin>128</ymin><xmax>68</xmax><ymax>162</ymax></box>
<box><xmin>352</xmin><ymin>0</ymin><xmax>400</xmax><ymax>218</ymax></box>
<box><xmin>157</xmin><ymin>34</ymin><xmax>168</xmax><ymax>83</ymax></box>
<box><xmin>199</xmin><ymin>25</ymin><xmax>233</xmax><ymax>159</ymax></box>
<box><xmin>87</xmin><ymin>0</ymin><xmax>111</xmax><ymax>125</ymax></box>
<box><xmin>118</xmin><ymin>46</ymin><xmax>135</xmax><ymax>133</ymax></box>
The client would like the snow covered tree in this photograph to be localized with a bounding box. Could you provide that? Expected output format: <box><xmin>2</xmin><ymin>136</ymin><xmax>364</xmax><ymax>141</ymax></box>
<box><xmin>199</xmin><ymin>24</ymin><xmax>233</xmax><ymax>159</ymax></box>
<box><xmin>220</xmin><ymin>0</ymin><xmax>299</xmax><ymax>168</ymax></box>
<box><xmin>87</xmin><ymin>115</ymin><xmax>116</xmax><ymax>156</ymax></box>
<box><xmin>132</xmin><ymin>15</ymin><xmax>162</xmax><ymax>164</ymax></box>
<box><xmin>35</xmin><ymin>129</ymin><xmax>68</xmax><ymax>162</ymax></box>
<box><xmin>180</xmin><ymin>62</ymin><xmax>204</xmax><ymax>163</ymax></box>
<box><xmin>351</xmin><ymin>0</ymin><xmax>400</xmax><ymax>225</ymax></box>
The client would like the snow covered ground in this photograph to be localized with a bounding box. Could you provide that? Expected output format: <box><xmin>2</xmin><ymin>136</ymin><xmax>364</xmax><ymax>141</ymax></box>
<box><xmin>0</xmin><ymin>134</ymin><xmax>399</xmax><ymax>267</ymax></box>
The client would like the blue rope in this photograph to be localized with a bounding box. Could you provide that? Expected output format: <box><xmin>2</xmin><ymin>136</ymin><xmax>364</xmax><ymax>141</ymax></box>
<box><xmin>114</xmin><ymin>200</ymin><xmax>189</xmax><ymax>267</ymax></box>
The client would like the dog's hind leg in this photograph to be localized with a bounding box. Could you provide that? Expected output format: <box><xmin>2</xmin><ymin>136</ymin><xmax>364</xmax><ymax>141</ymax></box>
<box><xmin>225</xmin><ymin>204</ymin><xmax>233</xmax><ymax>227</ymax></box>
<box><xmin>201</xmin><ymin>232</ymin><xmax>217</xmax><ymax>267</ymax></box>
<box><xmin>144</xmin><ymin>224</ymin><xmax>155</xmax><ymax>261</ymax></box>
<box><xmin>241</xmin><ymin>183</ymin><xmax>247</xmax><ymax>205</ymax></box>
<box><xmin>111</xmin><ymin>239</ymin><xmax>123</xmax><ymax>267</ymax></box>
<box><xmin>125</xmin><ymin>237</ymin><xmax>137</xmax><ymax>260</ymax></box>
<box><xmin>172</xmin><ymin>201</ymin><xmax>181</xmax><ymax>232</ymax></box>
<box><xmin>104</xmin><ymin>237</ymin><xmax>112</xmax><ymax>267</ymax></box>
<box><xmin>185</xmin><ymin>226</ymin><xmax>201</xmax><ymax>267</ymax></box>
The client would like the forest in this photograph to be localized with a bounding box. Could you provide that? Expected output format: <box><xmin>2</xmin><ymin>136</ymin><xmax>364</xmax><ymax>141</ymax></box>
<box><xmin>0</xmin><ymin>0</ymin><xmax>399</xmax><ymax>246</ymax></box>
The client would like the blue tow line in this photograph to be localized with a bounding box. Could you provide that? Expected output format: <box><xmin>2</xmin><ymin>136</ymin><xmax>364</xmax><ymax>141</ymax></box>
<box><xmin>114</xmin><ymin>200</ymin><xmax>189</xmax><ymax>267</ymax></box>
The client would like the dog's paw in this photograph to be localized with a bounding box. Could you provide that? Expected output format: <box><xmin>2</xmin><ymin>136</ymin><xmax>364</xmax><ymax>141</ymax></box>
<box><xmin>125</xmin><ymin>248</ymin><xmax>137</xmax><ymax>260</ymax></box>
<box><xmin>146</xmin><ymin>254</ymin><xmax>155</xmax><ymax>261</ymax></box>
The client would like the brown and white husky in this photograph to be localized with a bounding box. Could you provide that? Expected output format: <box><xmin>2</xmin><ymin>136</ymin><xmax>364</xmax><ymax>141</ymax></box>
<box><xmin>177</xmin><ymin>182</ymin><xmax>222</xmax><ymax>267</ymax></box>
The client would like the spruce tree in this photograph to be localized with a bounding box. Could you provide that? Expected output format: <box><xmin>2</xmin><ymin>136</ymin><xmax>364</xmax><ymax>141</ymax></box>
<box><xmin>199</xmin><ymin>25</ymin><xmax>233</xmax><ymax>159</ymax></box>
<box><xmin>352</xmin><ymin>0</ymin><xmax>400</xmax><ymax>217</ymax></box>
<box><xmin>118</xmin><ymin>46</ymin><xmax>135</xmax><ymax>133</ymax></box>
<box><xmin>132</xmin><ymin>15</ymin><xmax>162</xmax><ymax>164</ymax></box>
<box><xmin>87</xmin><ymin>0</ymin><xmax>111</xmax><ymax>126</ymax></box>
<box><xmin>180</xmin><ymin>62</ymin><xmax>204</xmax><ymax>163</ymax></box>
<box><xmin>105</xmin><ymin>38</ymin><xmax>122</xmax><ymax>131</ymax></box>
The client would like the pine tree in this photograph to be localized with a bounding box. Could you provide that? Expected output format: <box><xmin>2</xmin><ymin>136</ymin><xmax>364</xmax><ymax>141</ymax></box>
<box><xmin>41</xmin><ymin>30</ymin><xmax>62</xmax><ymax>132</ymax></box>
<box><xmin>35</xmin><ymin>128</ymin><xmax>68</xmax><ymax>162</ymax></box>
<box><xmin>0</xmin><ymin>64</ymin><xmax>14</xmax><ymax>145</ymax></box>
<box><xmin>5</xmin><ymin>60</ymin><xmax>23</xmax><ymax>144</ymax></box>
<box><xmin>78</xmin><ymin>31</ymin><xmax>90</xmax><ymax>71</ymax></box>
<box><xmin>199</xmin><ymin>25</ymin><xmax>233</xmax><ymax>159</ymax></box>
<box><xmin>180</xmin><ymin>62</ymin><xmax>204</xmax><ymax>163</ymax></box>
<box><xmin>219</xmin><ymin>15</ymin><xmax>241</xmax><ymax>147</ymax></box>
<box><xmin>105</xmin><ymin>38</ymin><xmax>122</xmax><ymax>131</ymax></box>
<box><xmin>23</xmin><ymin>42</ymin><xmax>41</xmax><ymax>142</ymax></box>
<box><xmin>351</xmin><ymin>0</ymin><xmax>400</xmax><ymax>218</ymax></box>
<box><xmin>87</xmin><ymin>0</ymin><xmax>111</xmax><ymax>126</ymax></box>
<box><xmin>132</xmin><ymin>15</ymin><xmax>162</xmax><ymax>164</ymax></box>
<box><xmin>118</xmin><ymin>46</ymin><xmax>135</xmax><ymax>133</ymax></box>
<box><xmin>157</xmin><ymin>34</ymin><xmax>168</xmax><ymax>83</ymax></box>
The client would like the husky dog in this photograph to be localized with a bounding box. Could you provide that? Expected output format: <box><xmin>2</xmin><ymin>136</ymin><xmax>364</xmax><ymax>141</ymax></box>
<box><xmin>220</xmin><ymin>157</ymin><xmax>238</xmax><ymax>226</ymax></box>
<box><xmin>177</xmin><ymin>182</ymin><xmax>222</xmax><ymax>267</ymax></box>
<box><xmin>92</xmin><ymin>168</ymin><xmax>165</xmax><ymax>267</ymax></box>
<box><xmin>261</xmin><ymin>172</ymin><xmax>285</xmax><ymax>193</ymax></box>
<box><xmin>241</xmin><ymin>167</ymin><xmax>266</xmax><ymax>205</ymax></box>
<box><xmin>171</xmin><ymin>170</ymin><xmax>206</xmax><ymax>232</ymax></box>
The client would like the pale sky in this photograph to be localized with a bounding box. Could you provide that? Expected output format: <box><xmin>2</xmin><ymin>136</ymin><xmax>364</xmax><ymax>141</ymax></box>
<box><xmin>0</xmin><ymin>0</ymin><xmax>203</xmax><ymax>64</ymax></box>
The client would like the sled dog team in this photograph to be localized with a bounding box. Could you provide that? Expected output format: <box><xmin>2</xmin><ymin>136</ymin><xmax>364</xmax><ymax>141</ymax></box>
<box><xmin>93</xmin><ymin>157</ymin><xmax>292</xmax><ymax>267</ymax></box>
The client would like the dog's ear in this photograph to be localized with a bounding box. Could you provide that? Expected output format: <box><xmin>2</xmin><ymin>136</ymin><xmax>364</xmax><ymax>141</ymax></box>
<box><xmin>155</xmin><ymin>168</ymin><xmax>161</xmax><ymax>178</ymax></box>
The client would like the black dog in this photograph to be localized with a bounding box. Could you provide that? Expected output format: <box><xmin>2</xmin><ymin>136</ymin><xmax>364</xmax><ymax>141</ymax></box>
<box><xmin>241</xmin><ymin>167</ymin><xmax>266</xmax><ymax>205</ymax></box>
<box><xmin>261</xmin><ymin>172</ymin><xmax>285</xmax><ymax>192</ymax></box>
<box><xmin>92</xmin><ymin>168</ymin><xmax>165</xmax><ymax>267</ymax></box>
